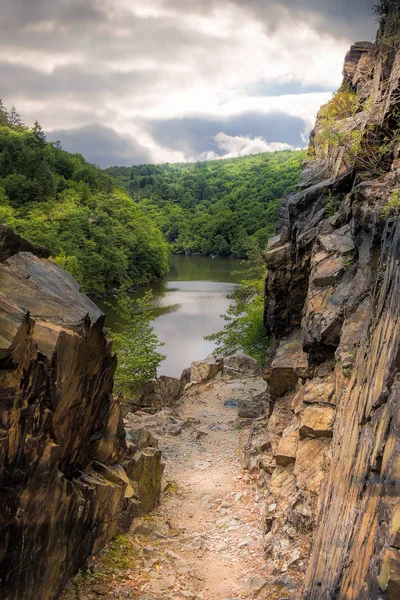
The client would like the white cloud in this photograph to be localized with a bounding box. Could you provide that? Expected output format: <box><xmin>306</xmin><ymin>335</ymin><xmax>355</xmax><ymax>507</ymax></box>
<box><xmin>204</xmin><ymin>132</ymin><xmax>294</xmax><ymax>160</ymax></box>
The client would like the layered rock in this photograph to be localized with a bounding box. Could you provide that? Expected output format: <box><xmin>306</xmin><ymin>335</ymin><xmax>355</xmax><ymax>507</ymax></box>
<box><xmin>253</xmin><ymin>11</ymin><xmax>400</xmax><ymax>599</ymax></box>
<box><xmin>0</xmin><ymin>226</ymin><xmax>163</xmax><ymax>600</ymax></box>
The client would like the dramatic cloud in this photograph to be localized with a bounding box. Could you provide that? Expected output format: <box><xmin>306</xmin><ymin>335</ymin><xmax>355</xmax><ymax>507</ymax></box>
<box><xmin>48</xmin><ymin>124</ymin><xmax>152</xmax><ymax>168</ymax></box>
<box><xmin>0</xmin><ymin>0</ymin><xmax>377</xmax><ymax>165</ymax></box>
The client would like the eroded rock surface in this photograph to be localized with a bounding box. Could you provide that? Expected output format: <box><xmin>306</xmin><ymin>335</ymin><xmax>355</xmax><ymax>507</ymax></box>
<box><xmin>254</xmin><ymin>11</ymin><xmax>400</xmax><ymax>599</ymax></box>
<box><xmin>0</xmin><ymin>226</ymin><xmax>163</xmax><ymax>600</ymax></box>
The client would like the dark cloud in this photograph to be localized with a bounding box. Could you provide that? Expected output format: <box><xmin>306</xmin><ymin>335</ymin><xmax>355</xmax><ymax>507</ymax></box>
<box><xmin>1</xmin><ymin>0</ymin><xmax>104</xmax><ymax>28</ymax></box>
<box><xmin>0</xmin><ymin>0</ymin><xmax>378</xmax><ymax>165</ymax></box>
<box><xmin>0</xmin><ymin>61</ymin><xmax>165</xmax><ymax>102</ymax></box>
<box><xmin>145</xmin><ymin>111</ymin><xmax>307</xmax><ymax>157</ymax></box>
<box><xmin>48</xmin><ymin>124</ymin><xmax>152</xmax><ymax>168</ymax></box>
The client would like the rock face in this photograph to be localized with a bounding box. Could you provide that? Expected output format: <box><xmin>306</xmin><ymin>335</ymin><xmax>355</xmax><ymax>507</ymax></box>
<box><xmin>0</xmin><ymin>226</ymin><xmax>162</xmax><ymax>600</ymax></box>
<box><xmin>252</xmin><ymin>11</ymin><xmax>400</xmax><ymax>599</ymax></box>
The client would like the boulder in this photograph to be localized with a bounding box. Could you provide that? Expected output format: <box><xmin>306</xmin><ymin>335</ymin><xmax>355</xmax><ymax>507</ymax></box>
<box><xmin>138</xmin><ymin>376</ymin><xmax>182</xmax><ymax>412</ymax></box>
<box><xmin>237</xmin><ymin>393</ymin><xmax>268</xmax><ymax>419</ymax></box>
<box><xmin>190</xmin><ymin>355</ymin><xmax>223</xmax><ymax>383</ymax></box>
<box><xmin>126</xmin><ymin>428</ymin><xmax>158</xmax><ymax>449</ymax></box>
<box><xmin>223</xmin><ymin>353</ymin><xmax>262</xmax><ymax>378</ymax></box>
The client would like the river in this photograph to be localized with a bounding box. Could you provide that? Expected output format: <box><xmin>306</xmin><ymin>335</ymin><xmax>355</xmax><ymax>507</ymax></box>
<box><xmin>99</xmin><ymin>255</ymin><xmax>243</xmax><ymax>378</ymax></box>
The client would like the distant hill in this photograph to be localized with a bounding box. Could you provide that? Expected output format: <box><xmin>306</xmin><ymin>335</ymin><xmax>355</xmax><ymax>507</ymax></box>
<box><xmin>106</xmin><ymin>150</ymin><xmax>305</xmax><ymax>259</ymax></box>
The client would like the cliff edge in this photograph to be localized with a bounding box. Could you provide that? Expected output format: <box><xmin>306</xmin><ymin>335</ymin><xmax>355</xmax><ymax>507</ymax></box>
<box><xmin>249</xmin><ymin>4</ymin><xmax>400</xmax><ymax>599</ymax></box>
<box><xmin>0</xmin><ymin>225</ymin><xmax>162</xmax><ymax>600</ymax></box>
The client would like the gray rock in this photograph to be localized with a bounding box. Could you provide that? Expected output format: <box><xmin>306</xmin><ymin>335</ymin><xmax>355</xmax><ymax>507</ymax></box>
<box><xmin>319</xmin><ymin>224</ymin><xmax>355</xmax><ymax>255</ymax></box>
<box><xmin>223</xmin><ymin>354</ymin><xmax>262</xmax><ymax>378</ymax></box>
<box><xmin>224</xmin><ymin>398</ymin><xmax>239</xmax><ymax>408</ymax></box>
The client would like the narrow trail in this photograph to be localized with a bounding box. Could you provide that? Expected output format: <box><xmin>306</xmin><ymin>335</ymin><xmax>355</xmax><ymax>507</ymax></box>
<box><xmin>64</xmin><ymin>377</ymin><xmax>294</xmax><ymax>600</ymax></box>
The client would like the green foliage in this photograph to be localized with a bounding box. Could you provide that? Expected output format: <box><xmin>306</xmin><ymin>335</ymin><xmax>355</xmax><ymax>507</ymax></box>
<box><xmin>205</xmin><ymin>254</ymin><xmax>268</xmax><ymax>363</ymax></box>
<box><xmin>381</xmin><ymin>188</ymin><xmax>400</xmax><ymax>217</ymax></box>
<box><xmin>324</xmin><ymin>189</ymin><xmax>337</xmax><ymax>217</ymax></box>
<box><xmin>0</xmin><ymin>102</ymin><xmax>170</xmax><ymax>295</ymax></box>
<box><xmin>316</xmin><ymin>87</ymin><xmax>400</xmax><ymax>175</ymax></box>
<box><xmin>341</xmin><ymin>256</ymin><xmax>354</xmax><ymax>271</ymax></box>
<box><xmin>106</xmin><ymin>150</ymin><xmax>305</xmax><ymax>259</ymax></box>
<box><xmin>108</xmin><ymin>291</ymin><xmax>166</xmax><ymax>394</ymax></box>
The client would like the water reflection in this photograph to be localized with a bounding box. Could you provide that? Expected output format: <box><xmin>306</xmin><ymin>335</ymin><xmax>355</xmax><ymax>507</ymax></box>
<box><xmin>99</xmin><ymin>255</ymin><xmax>243</xmax><ymax>378</ymax></box>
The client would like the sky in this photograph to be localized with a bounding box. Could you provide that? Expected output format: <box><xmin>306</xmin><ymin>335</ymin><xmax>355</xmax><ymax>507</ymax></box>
<box><xmin>0</xmin><ymin>0</ymin><xmax>377</xmax><ymax>167</ymax></box>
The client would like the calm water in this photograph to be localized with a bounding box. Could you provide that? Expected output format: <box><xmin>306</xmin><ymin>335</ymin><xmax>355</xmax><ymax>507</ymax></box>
<box><xmin>99</xmin><ymin>255</ymin><xmax>243</xmax><ymax>378</ymax></box>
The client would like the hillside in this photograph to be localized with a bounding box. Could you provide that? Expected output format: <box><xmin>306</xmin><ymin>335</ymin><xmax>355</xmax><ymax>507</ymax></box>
<box><xmin>106</xmin><ymin>150</ymin><xmax>305</xmax><ymax>258</ymax></box>
<box><xmin>0</xmin><ymin>106</ymin><xmax>169</xmax><ymax>295</ymax></box>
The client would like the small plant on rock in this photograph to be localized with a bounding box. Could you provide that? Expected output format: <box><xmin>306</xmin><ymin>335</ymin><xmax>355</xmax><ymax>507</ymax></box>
<box><xmin>324</xmin><ymin>189</ymin><xmax>337</xmax><ymax>217</ymax></box>
<box><xmin>381</xmin><ymin>188</ymin><xmax>400</xmax><ymax>217</ymax></box>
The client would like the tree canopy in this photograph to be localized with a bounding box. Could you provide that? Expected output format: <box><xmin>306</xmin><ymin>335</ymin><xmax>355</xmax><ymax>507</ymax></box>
<box><xmin>106</xmin><ymin>150</ymin><xmax>305</xmax><ymax>259</ymax></box>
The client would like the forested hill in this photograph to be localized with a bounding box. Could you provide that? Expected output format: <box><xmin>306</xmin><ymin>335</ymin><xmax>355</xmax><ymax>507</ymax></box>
<box><xmin>0</xmin><ymin>103</ymin><xmax>169</xmax><ymax>295</ymax></box>
<box><xmin>106</xmin><ymin>150</ymin><xmax>306</xmax><ymax>258</ymax></box>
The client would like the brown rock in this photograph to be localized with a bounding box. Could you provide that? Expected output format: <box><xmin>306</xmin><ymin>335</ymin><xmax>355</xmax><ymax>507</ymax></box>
<box><xmin>275</xmin><ymin>426</ymin><xmax>299</xmax><ymax>466</ymax></box>
<box><xmin>223</xmin><ymin>353</ymin><xmax>262</xmax><ymax>377</ymax></box>
<box><xmin>0</xmin><ymin>231</ymin><xmax>139</xmax><ymax>600</ymax></box>
<box><xmin>292</xmin><ymin>378</ymin><xmax>336</xmax><ymax>414</ymax></box>
<box><xmin>312</xmin><ymin>255</ymin><xmax>344</xmax><ymax>287</ymax></box>
<box><xmin>139</xmin><ymin>376</ymin><xmax>182</xmax><ymax>412</ymax></box>
<box><xmin>294</xmin><ymin>438</ymin><xmax>331</xmax><ymax>494</ymax></box>
<box><xmin>190</xmin><ymin>355</ymin><xmax>223</xmax><ymax>383</ymax></box>
<box><xmin>270</xmin><ymin>332</ymin><xmax>309</xmax><ymax>397</ymax></box>
<box><xmin>299</xmin><ymin>405</ymin><xmax>335</xmax><ymax>438</ymax></box>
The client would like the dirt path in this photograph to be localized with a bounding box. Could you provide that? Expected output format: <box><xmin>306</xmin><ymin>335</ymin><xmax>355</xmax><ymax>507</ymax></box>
<box><xmin>64</xmin><ymin>378</ymin><xmax>295</xmax><ymax>600</ymax></box>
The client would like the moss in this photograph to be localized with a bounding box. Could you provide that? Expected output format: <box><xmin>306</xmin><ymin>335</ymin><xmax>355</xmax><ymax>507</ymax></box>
<box><xmin>164</xmin><ymin>481</ymin><xmax>179</xmax><ymax>494</ymax></box>
<box><xmin>102</xmin><ymin>535</ymin><xmax>140</xmax><ymax>571</ymax></box>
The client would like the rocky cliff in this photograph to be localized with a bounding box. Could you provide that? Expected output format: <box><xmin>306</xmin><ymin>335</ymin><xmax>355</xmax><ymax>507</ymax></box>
<box><xmin>0</xmin><ymin>226</ymin><xmax>163</xmax><ymax>600</ymax></box>
<box><xmin>250</xmin><ymin>5</ymin><xmax>400</xmax><ymax>599</ymax></box>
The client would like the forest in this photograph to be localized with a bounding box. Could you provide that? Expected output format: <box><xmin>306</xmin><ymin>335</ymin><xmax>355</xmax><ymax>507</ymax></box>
<box><xmin>106</xmin><ymin>150</ymin><xmax>305</xmax><ymax>258</ymax></box>
<box><xmin>0</xmin><ymin>103</ymin><xmax>170</xmax><ymax>295</ymax></box>
<box><xmin>0</xmin><ymin>101</ymin><xmax>305</xmax><ymax>297</ymax></box>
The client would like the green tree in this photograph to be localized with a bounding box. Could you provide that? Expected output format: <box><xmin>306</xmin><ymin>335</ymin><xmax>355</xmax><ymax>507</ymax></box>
<box><xmin>108</xmin><ymin>291</ymin><xmax>166</xmax><ymax>394</ymax></box>
<box><xmin>205</xmin><ymin>254</ymin><xmax>268</xmax><ymax>363</ymax></box>
<box><xmin>8</xmin><ymin>106</ymin><xmax>23</xmax><ymax>128</ymax></box>
<box><xmin>32</xmin><ymin>121</ymin><xmax>46</xmax><ymax>146</ymax></box>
